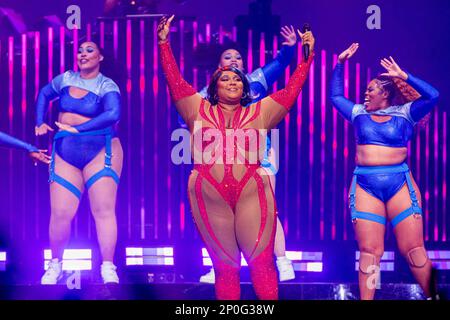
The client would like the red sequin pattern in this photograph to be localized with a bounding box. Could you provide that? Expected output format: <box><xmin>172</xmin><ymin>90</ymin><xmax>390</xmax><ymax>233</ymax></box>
<box><xmin>270</xmin><ymin>52</ymin><xmax>315</xmax><ymax>110</ymax></box>
<box><xmin>159</xmin><ymin>41</ymin><xmax>197</xmax><ymax>101</ymax></box>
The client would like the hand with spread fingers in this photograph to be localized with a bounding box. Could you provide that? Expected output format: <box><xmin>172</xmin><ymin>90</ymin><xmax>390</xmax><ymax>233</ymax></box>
<box><xmin>380</xmin><ymin>56</ymin><xmax>408</xmax><ymax>80</ymax></box>
<box><xmin>280</xmin><ymin>25</ymin><xmax>297</xmax><ymax>47</ymax></box>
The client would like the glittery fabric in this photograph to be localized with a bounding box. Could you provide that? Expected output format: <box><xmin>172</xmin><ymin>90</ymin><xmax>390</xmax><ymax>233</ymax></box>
<box><xmin>214</xmin><ymin>262</ymin><xmax>241</xmax><ymax>300</ymax></box>
<box><xmin>160</xmin><ymin>40</ymin><xmax>287</xmax><ymax>300</ymax></box>
<box><xmin>159</xmin><ymin>41</ymin><xmax>197</xmax><ymax>101</ymax></box>
<box><xmin>248</xmin><ymin>234</ymin><xmax>278</xmax><ymax>300</ymax></box>
<box><xmin>270</xmin><ymin>52</ymin><xmax>314</xmax><ymax>110</ymax></box>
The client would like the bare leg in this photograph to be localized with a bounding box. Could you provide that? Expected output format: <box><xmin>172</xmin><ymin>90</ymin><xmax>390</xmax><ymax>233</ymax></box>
<box><xmin>49</xmin><ymin>154</ymin><xmax>84</xmax><ymax>260</ymax></box>
<box><xmin>353</xmin><ymin>184</ymin><xmax>386</xmax><ymax>300</ymax></box>
<box><xmin>235</xmin><ymin>172</ymin><xmax>278</xmax><ymax>299</ymax></box>
<box><xmin>274</xmin><ymin>218</ymin><xmax>286</xmax><ymax>257</ymax></box>
<box><xmin>386</xmin><ymin>174</ymin><xmax>433</xmax><ymax>298</ymax></box>
<box><xmin>83</xmin><ymin>138</ymin><xmax>123</xmax><ymax>263</ymax></box>
<box><xmin>263</xmin><ymin>166</ymin><xmax>287</xmax><ymax>258</ymax></box>
<box><xmin>188</xmin><ymin>170</ymin><xmax>241</xmax><ymax>300</ymax></box>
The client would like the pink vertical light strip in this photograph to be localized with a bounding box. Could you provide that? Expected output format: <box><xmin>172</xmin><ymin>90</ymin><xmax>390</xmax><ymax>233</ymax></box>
<box><xmin>8</xmin><ymin>37</ymin><xmax>14</xmax><ymax>240</ymax></box>
<box><xmin>34</xmin><ymin>33</ymin><xmax>40</xmax><ymax>99</ymax></box>
<box><xmin>180</xmin><ymin>20</ymin><xmax>185</xmax><ymax>74</ymax></box>
<box><xmin>192</xmin><ymin>21</ymin><xmax>198</xmax><ymax>49</ymax></box>
<box><xmin>331</xmin><ymin>55</ymin><xmax>338</xmax><ymax>240</ymax></box>
<box><xmin>86</xmin><ymin>23</ymin><xmax>92</xmax><ymax>41</ymax></box>
<box><xmin>34</xmin><ymin>32</ymin><xmax>41</xmax><ymax>239</ymax></box>
<box><xmin>232</xmin><ymin>26</ymin><xmax>237</xmax><ymax>42</ymax></box>
<box><xmin>272</xmin><ymin>35</ymin><xmax>278</xmax><ymax>92</ymax></box>
<box><xmin>59</xmin><ymin>26</ymin><xmax>65</xmax><ymax>74</ymax></box>
<box><xmin>100</xmin><ymin>22</ymin><xmax>105</xmax><ymax>48</ymax></box>
<box><xmin>416</xmin><ymin>129</ymin><xmax>421</xmax><ymax>183</ymax></box>
<box><xmin>21</xmin><ymin>34</ymin><xmax>27</xmax><ymax>240</ymax></box>
<box><xmin>443</xmin><ymin>112</ymin><xmax>447</xmax><ymax>242</ymax></box>
<box><xmin>296</xmin><ymin>46</ymin><xmax>302</xmax><ymax>240</ymax></box>
<box><xmin>355</xmin><ymin>63</ymin><xmax>361</xmax><ymax>104</ymax></box>
<box><xmin>259</xmin><ymin>33</ymin><xmax>265</xmax><ymax>67</ymax></box>
<box><xmin>284</xmin><ymin>46</ymin><xmax>291</xmax><ymax>237</ymax></box>
<box><xmin>319</xmin><ymin>50</ymin><xmax>326</xmax><ymax>240</ymax></box>
<box><xmin>193</xmin><ymin>68</ymin><xmax>198</xmax><ymax>90</ymax></box>
<box><xmin>247</xmin><ymin>30</ymin><xmax>253</xmax><ymax>72</ymax></box>
<box><xmin>21</xmin><ymin>35</ymin><xmax>27</xmax><ymax>115</ymax></box>
<box><xmin>433</xmin><ymin>109</ymin><xmax>439</xmax><ymax>241</ymax></box>
<box><xmin>140</xmin><ymin>20</ymin><xmax>146</xmax><ymax>240</ymax></box>
<box><xmin>126</xmin><ymin>19</ymin><xmax>132</xmax><ymax>239</ymax></box>
<box><xmin>206</xmin><ymin>23</ymin><xmax>211</xmax><ymax>43</ymax></box>
<box><xmin>308</xmin><ymin>60</ymin><xmax>315</xmax><ymax>240</ymax></box>
<box><xmin>73</xmin><ymin>28</ymin><xmax>78</xmax><ymax>72</ymax></box>
<box><xmin>179</xmin><ymin>19</ymin><xmax>186</xmax><ymax>238</ymax></box>
<box><xmin>219</xmin><ymin>25</ymin><xmax>224</xmax><ymax>45</ymax></box>
<box><xmin>425</xmin><ymin>120</ymin><xmax>430</xmax><ymax>241</ymax></box>
<box><xmin>152</xmin><ymin>21</ymin><xmax>160</xmax><ymax>238</ymax></box>
<box><xmin>48</xmin><ymin>28</ymin><xmax>54</xmax><ymax>126</ymax></box>
<box><xmin>342</xmin><ymin>61</ymin><xmax>350</xmax><ymax>240</ymax></box>
<box><xmin>114</xmin><ymin>20</ymin><xmax>119</xmax><ymax>60</ymax></box>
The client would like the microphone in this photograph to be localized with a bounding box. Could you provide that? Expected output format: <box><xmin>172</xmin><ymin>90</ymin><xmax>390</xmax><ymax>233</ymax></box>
<box><xmin>302</xmin><ymin>23</ymin><xmax>311</xmax><ymax>60</ymax></box>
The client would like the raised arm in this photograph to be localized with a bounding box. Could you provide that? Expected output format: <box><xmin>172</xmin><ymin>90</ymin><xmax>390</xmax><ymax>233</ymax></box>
<box><xmin>260</xmin><ymin>30</ymin><xmax>315</xmax><ymax>129</ymax></box>
<box><xmin>329</xmin><ymin>43</ymin><xmax>359</xmax><ymax>122</ymax></box>
<box><xmin>380</xmin><ymin>56</ymin><xmax>439</xmax><ymax>123</ymax></box>
<box><xmin>260</xmin><ymin>26</ymin><xmax>297</xmax><ymax>87</ymax></box>
<box><xmin>158</xmin><ymin>15</ymin><xmax>204</xmax><ymax>124</ymax></box>
<box><xmin>330</xmin><ymin>63</ymin><xmax>355</xmax><ymax>121</ymax></box>
<box><xmin>407</xmin><ymin>73</ymin><xmax>439</xmax><ymax>122</ymax></box>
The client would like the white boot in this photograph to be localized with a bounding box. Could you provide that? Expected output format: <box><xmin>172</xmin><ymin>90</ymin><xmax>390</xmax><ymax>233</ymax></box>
<box><xmin>41</xmin><ymin>259</ymin><xmax>63</xmax><ymax>285</ymax></box>
<box><xmin>101</xmin><ymin>261</ymin><xmax>119</xmax><ymax>284</ymax></box>
<box><xmin>276</xmin><ymin>256</ymin><xmax>295</xmax><ymax>281</ymax></box>
<box><xmin>199</xmin><ymin>268</ymin><xmax>215</xmax><ymax>284</ymax></box>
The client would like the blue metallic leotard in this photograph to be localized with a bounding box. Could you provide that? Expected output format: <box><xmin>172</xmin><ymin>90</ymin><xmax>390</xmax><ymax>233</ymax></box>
<box><xmin>330</xmin><ymin>62</ymin><xmax>439</xmax><ymax>227</ymax></box>
<box><xmin>0</xmin><ymin>131</ymin><xmax>38</xmax><ymax>153</ymax></box>
<box><xmin>36</xmin><ymin>71</ymin><xmax>121</xmax><ymax>199</ymax></box>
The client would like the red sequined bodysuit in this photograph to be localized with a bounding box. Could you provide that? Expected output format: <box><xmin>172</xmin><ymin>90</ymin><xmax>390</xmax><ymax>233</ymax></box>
<box><xmin>160</xmin><ymin>40</ymin><xmax>313</xmax><ymax>300</ymax></box>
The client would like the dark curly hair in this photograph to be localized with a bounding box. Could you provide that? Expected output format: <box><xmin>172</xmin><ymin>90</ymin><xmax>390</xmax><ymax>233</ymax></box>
<box><xmin>207</xmin><ymin>66</ymin><xmax>253</xmax><ymax>106</ymax></box>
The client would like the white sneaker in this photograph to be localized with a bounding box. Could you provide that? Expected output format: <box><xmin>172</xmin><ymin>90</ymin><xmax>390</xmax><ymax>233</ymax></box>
<box><xmin>276</xmin><ymin>257</ymin><xmax>295</xmax><ymax>281</ymax></box>
<box><xmin>41</xmin><ymin>260</ymin><xmax>63</xmax><ymax>285</ymax></box>
<box><xmin>199</xmin><ymin>268</ymin><xmax>215</xmax><ymax>284</ymax></box>
<box><xmin>101</xmin><ymin>262</ymin><xmax>119</xmax><ymax>284</ymax></box>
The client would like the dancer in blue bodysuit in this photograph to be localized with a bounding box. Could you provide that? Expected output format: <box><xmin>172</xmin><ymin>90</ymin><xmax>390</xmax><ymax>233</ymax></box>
<box><xmin>35</xmin><ymin>41</ymin><xmax>123</xmax><ymax>285</ymax></box>
<box><xmin>0</xmin><ymin>131</ymin><xmax>50</xmax><ymax>164</ymax></box>
<box><xmin>331</xmin><ymin>43</ymin><xmax>440</xmax><ymax>300</ymax></box>
<box><xmin>198</xmin><ymin>25</ymin><xmax>298</xmax><ymax>284</ymax></box>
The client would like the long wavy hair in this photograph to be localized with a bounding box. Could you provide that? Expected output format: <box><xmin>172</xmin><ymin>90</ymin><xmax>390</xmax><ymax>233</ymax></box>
<box><xmin>207</xmin><ymin>66</ymin><xmax>253</xmax><ymax>106</ymax></box>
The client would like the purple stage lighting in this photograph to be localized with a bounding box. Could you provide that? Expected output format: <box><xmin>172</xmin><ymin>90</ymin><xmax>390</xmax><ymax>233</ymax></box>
<box><xmin>126</xmin><ymin>247</ymin><xmax>174</xmax><ymax>266</ymax></box>
<box><xmin>355</xmin><ymin>251</ymin><xmax>395</xmax><ymax>272</ymax></box>
<box><xmin>428</xmin><ymin>250</ymin><xmax>450</xmax><ymax>270</ymax></box>
<box><xmin>44</xmin><ymin>249</ymin><xmax>92</xmax><ymax>271</ymax></box>
<box><xmin>0</xmin><ymin>251</ymin><xmax>6</xmax><ymax>271</ymax></box>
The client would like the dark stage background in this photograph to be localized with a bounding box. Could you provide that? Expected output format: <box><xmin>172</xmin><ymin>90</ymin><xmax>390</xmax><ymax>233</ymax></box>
<box><xmin>0</xmin><ymin>0</ymin><xmax>449</xmax><ymax>282</ymax></box>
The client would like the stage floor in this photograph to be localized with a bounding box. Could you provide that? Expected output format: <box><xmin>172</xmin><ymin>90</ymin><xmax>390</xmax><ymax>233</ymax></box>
<box><xmin>0</xmin><ymin>282</ymin><xmax>448</xmax><ymax>300</ymax></box>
